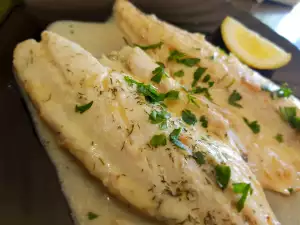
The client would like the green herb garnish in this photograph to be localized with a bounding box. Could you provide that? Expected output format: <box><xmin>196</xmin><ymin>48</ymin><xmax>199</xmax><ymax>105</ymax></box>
<box><xmin>208</xmin><ymin>81</ymin><xmax>214</xmax><ymax>88</ymax></box>
<box><xmin>233</xmin><ymin>183</ymin><xmax>253</xmax><ymax>212</ymax></box>
<box><xmin>202</xmin><ymin>74</ymin><xmax>211</xmax><ymax>83</ymax></box>
<box><xmin>151</xmin><ymin>65</ymin><xmax>168</xmax><ymax>84</ymax></box>
<box><xmin>75</xmin><ymin>101</ymin><xmax>93</xmax><ymax>114</ymax></box>
<box><xmin>280</xmin><ymin>106</ymin><xmax>296</xmax><ymax>121</ymax></box>
<box><xmin>149</xmin><ymin>110</ymin><xmax>170</xmax><ymax>130</ymax></box>
<box><xmin>193</xmin><ymin>151</ymin><xmax>206</xmax><ymax>165</ymax></box>
<box><xmin>177</xmin><ymin>58</ymin><xmax>200</xmax><ymax>67</ymax></box>
<box><xmin>192</xmin><ymin>86</ymin><xmax>208</xmax><ymax>94</ymax></box>
<box><xmin>150</xmin><ymin>134</ymin><xmax>167</xmax><ymax>147</ymax></box>
<box><xmin>215</xmin><ymin>165</ymin><xmax>231</xmax><ymax>190</ymax></box>
<box><xmin>182</xmin><ymin>109</ymin><xmax>197</xmax><ymax>125</ymax></box>
<box><xmin>168</xmin><ymin>50</ymin><xmax>200</xmax><ymax>67</ymax></box>
<box><xmin>168</xmin><ymin>50</ymin><xmax>185</xmax><ymax>61</ymax></box>
<box><xmin>274</xmin><ymin>133</ymin><xmax>283</xmax><ymax>143</ymax></box>
<box><xmin>149</xmin><ymin>110</ymin><xmax>170</xmax><ymax>124</ymax></box>
<box><xmin>262</xmin><ymin>83</ymin><xmax>293</xmax><ymax>99</ymax></box>
<box><xmin>136</xmin><ymin>41</ymin><xmax>163</xmax><ymax>50</ymax></box>
<box><xmin>174</xmin><ymin>70</ymin><xmax>184</xmax><ymax>77</ymax></box>
<box><xmin>159</xmin><ymin>121</ymin><xmax>168</xmax><ymax>130</ymax></box>
<box><xmin>272</xmin><ymin>83</ymin><xmax>293</xmax><ymax>99</ymax></box>
<box><xmin>124</xmin><ymin>76</ymin><xmax>165</xmax><ymax>103</ymax></box>
<box><xmin>243</xmin><ymin>117</ymin><xmax>260</xmax><ymax>134</ymax></box>
<box><xmin>192</xmin><ymin>86</ymin><xmax>212</xmax><ymax>101</ymax></box>
<box><xmin>288</xmin><ymin>187</ymin><xmax>294</xmax><ymax>194</ymax></box>
<box><xmin>228</xmin><ymin>90</ymin><xmax>243</xmax><ymax>108</ymax></box>
<box><xmin>165</xmin><ymin>90</ymin><xmax>179</xmax><ymax>100</ymax></box>
<box><xmin>279</xmin><ymin>106</ymin><xmax>300</xmax><ymax>131</ymax></box>
<box><xmin>87</xmin><ymin>212</ymin><xmax>99</xmax><ymax>220</ymax></box>
<box><xmin>169</xmin><ymin>128</ymin><xmax>189</xmax><ymax>151</ymax></box>
<box><xmin>187</xmin><ymin>94</ymin><xmax>200</xmax><ymax>107</ymax></box>
<box><xmin>156</xmin><ymin>62</ymin><xmax>165</xmax><ymax>68</ymax></box>
<box><xmin>192</xmin><ymin>67</ymin><xmax>207</xmax><ymax>87</ymax></box>
<box><xmin>199</xmin><ymin>115</ymin><xmax>208</xmax><ymax>128</ymax></box>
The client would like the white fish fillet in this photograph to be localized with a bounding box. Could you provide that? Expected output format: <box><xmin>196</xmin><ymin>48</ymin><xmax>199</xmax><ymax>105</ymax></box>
<box><xmin>114</xmin><ymin>0</ymin><xmax>300</xmax><ymax>194</ymax></box>
<box><xmin>13</xmin><ymin>31</ymin><xmax>280</xmax><ymax>225</ymax></box>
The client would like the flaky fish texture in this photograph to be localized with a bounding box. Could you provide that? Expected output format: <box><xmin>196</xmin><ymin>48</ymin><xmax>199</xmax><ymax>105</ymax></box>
<box><xmin>14</xmin><ymin>31</ymin><xmax>279</xmax><ymax>225</ymax></box>
<box><xmin>114</xmin><ymin>0</ymin><xmax>300</xmax><ymax>195</ymax></box>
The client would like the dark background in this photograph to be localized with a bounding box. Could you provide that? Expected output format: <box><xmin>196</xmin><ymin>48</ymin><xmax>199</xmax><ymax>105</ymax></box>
<box><xmin>0</xmin><ymin>1</ymin><xmax>299</xmax><ymax>224</ymax></box>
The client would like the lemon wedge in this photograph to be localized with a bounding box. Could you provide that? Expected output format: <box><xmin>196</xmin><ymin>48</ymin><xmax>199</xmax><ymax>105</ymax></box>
<box><xmin>221</xmin><ymin>16</ymin><xmax>291</xmax><ymax>69</ymax></box>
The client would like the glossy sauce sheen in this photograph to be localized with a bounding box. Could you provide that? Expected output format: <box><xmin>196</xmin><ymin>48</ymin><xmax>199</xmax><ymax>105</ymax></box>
<box><xmin>17</xmin><ymin>19</ymin><xmax>297</xmax><ymax>225</ymax></box>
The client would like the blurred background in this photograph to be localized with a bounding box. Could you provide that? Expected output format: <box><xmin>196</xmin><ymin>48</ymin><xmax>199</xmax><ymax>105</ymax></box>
<box><xmin>1</xmin><ymin>0</ymin><xmax>299</xmax><ymax>49</ymax></box>
<box><xmin>232</xmin><ymin>0</ymin><xmax>300</xmax><ymax>49</ymax></box>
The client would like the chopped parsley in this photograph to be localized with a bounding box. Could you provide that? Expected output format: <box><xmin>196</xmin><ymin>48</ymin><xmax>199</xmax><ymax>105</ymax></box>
<box><xmin>280</xmin><ymin>106</ymin><xmax>296</xmax><ymax>121</ymax></box>
<box><xmin>156</xmin><ymin>62</ymin><xmax>165</xmax><ymax>68</ymax></box>
<box><xmin>159</xmin><ymin>121</ymin><xmax>168</xmax><ymax>130</ymax></box>
<box><xmin>191</xmin><ymin>86</ymin><xmax>212</xmax><ymax>101</ymax></box>
<box><xmin>208</xmin><ymin>81</ymin><xmax>214</xmax><ymax>88</ymax></box>
<box><xmin>279</xmin><ymin>107</ymin><xmax>300</xmax><ymax>131</ymax></box>
<box><xmin>177</xmin><ymin>58</ymin><xmax>200</xmax><ymax>67</ymax></box>
<box><xmin>168</xmin><ymin>49</ymin><xmax>200</xmax><ymax>67</ymax></box>
<box><xmin>87</xmin><ymin>212</ymin><xmax>99</xmax><ymax>220</ymax></box>
<box><xmin>187</xmin><ymin>94</ymin><xmax>200</xmax><ymax>107</ymax></box>
<box><xmin>262</xmin><ymin>83</ymin><xmax>293</xmax><ymax>99</ymax></box>
<box><xmin>272</xmin><ymin>83</ymin><xmax>293</xmax><ymax>99</ymax></box>
<box><xmin>151</xmin><ymin>65</ymin><xmax>168</xmax><ymax>84</ymax></box>
<box><xmin>149</xmin><ymin>110</ymin><xmax>170</xmax><ymax>124</ymax></box>
<box><xmin>274</xmin><ymin>133</ymin><xmax>283</xmax><ymax>143</ymax></box>
<box><xmin>202</xmin><ymin>74</ymin><xmax>211</xmax><ymax>83</ymax></box>
<box><xmin>192</xmin><ymin>67</ymin><xmax>207</xmax><ymax>87</ymax></box>
<box><xmin>168</xmin><ymin>50</ymin><xmax>185</xmax><ymax>61</ymax></box>
<box><xmin>124</xmin><ymin>76</ymin><xmax>165</xmax><ymax>103</ymax></box>
<box><xmin>174</xmin><ymin>70</ymin><xmax>184</xmax><ymax>77</ymax></box>
<box><xmin>169</xmin><ymin>128</ymin><xmax>189</xmax><ymax>151</ymax></box>
<box><xmin>288</xmin><ymin>187</ymin><xmax>294</xmax><ymax>194</ymax></box>
<box><xmin>215</xmin><ymin>165</ymin><xmax>231</xmax><ymax>190</ymax></box>
<box><xmin>243</xmin><ymin>117</ymin><xmax>260</xmax><ymax>134</ymax></box>
<box><xmin>232</xmin><ymin>183</ymin><xmax>253</xmax><ymax>212</ymax></box>
<box><xmin>165</xmin><ymin>90</ymin><xmax>179</xmax><ymax>100</ymax></box>
<box><xmin>182</xmin><ymin>109</ymin><xmax>197</xmax><ymax>125</ymax></box>
<box><xmin>193</xmin><ymin>151</ymin><xmax>206</xmax><ymax>165</ymax></box>
<box><xmin>199</xmin><ymin>115</ymin><xmax>208</xmax><ymax>128</ymax></box>
<box><xmin>228</xmin><ymin>90</ymin><xmax>243</xmax><ymax>108</ymax></box>
<box><xmin>75</xmin><ymin>101</ymin><xmax>93</xmax><ymax>114</ymax></box>
<box><xmin>150</xmin><ymin>134</ymin><xmax>167</xmax><ymax>147</ymax></box>
<box><xmin>135</xmin><ymin>41</ymin><xmax>163</xmax><ymax>50</ymax></box>
<box><xmin>192</xmin><ymin>86</ymin><xmax>208</xmax><ymax>94</ymax></box>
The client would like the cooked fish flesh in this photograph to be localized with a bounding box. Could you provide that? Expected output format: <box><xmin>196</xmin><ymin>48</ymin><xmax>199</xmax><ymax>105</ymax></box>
<box><xmin>14</xmin><ymin>31</ymin><xmax>279</xmax><ymax>225</ymax></box>
<box><xmin>114</xmin><ymin>0</ymin><xmax>300</xmax><ymax>194</ymax></box>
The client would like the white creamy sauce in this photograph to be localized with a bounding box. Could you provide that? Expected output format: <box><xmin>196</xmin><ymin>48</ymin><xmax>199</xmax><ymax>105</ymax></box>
<box><xmin>47</xmin><ymin>19</ymin><xmax>125</xmax><ymax>58</ymax></box>
<box><xmin>37</xmin><ymin>19</ymin><xmax>300</xmax><ymax>225</ymax></box>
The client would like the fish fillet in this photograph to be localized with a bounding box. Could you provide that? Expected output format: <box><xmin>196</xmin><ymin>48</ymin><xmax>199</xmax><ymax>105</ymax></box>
<box><xmin>114</xmin><ymin>0</ymin><xmax>300</xmax><ymax>194</ymax></box>
<box><xmin>13</xmin><ymin>31</ymin><xmax>279</xmax><ymax>225</ymax></box>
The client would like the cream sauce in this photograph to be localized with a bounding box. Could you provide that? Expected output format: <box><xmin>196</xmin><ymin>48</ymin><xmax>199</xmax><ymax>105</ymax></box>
<box><xmin>42</xmin><ymin>19</ymin><xmax>300</xmax><ymax>225</ymax></box>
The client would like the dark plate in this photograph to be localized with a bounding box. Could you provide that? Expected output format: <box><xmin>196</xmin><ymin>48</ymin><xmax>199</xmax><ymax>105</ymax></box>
<box><xmin>0</xmin><ymin>1</ymin><xmax>299</xmax><ymax>224</ymax></box>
